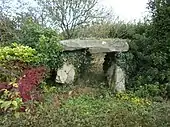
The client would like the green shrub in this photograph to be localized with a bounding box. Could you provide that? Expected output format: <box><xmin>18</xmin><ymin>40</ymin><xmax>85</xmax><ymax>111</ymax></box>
<box><xmin>19</xmin><ymin>19</ymin><xmax>63</xmax><ymax>48</ymax></box>
<box><xmin>0</xmin><ymin>15</ymin><xmax>18</xmax><ymax>46</ymax></box>
<box><xmin>0</xmin><ymin>43</ymin><xmax>39</xmax><ymax>63</ymax></box>
<box><xmin>18</xmin><ymin>19</ymin><xmax>64</xmax><ymax>81</ymax></box>
<box><xmin>0</xmin><ymin>92</ymin><xmax>170</xmax><ymax>127</ymax></box>
<box><xmin>0</xmin><ymin>83</ymin><xmax>23</xmax><ymax>114</ymax></box>
<box><xmin>37</xmin><ymin>35</ymin><xmax>63</xmax><ymax>69</ymax></box>
<box><xmin>73</xmin><ymin>22</ymin><xmax>112</xmax><ymax>38</ymax></box>
<box><xmin>0</xmin><ymin>43</ymin><xmax>39</xmax><ymax>82</ymax></box>
<box><xmin>110</xmin><ymin>0</ymin><xmax>170</xmax><ymax>98</ymax></box>
<box><xmin>0</xmin><ymin>43</ymin><xmax>44</xmax><ymax>113</ymax></box>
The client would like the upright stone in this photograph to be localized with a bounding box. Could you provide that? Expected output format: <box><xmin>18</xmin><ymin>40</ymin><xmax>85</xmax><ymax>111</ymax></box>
<box><xmin>104</xmin><ymin>52</ymin><xmax>125</xmax><ymax>92</ymax></box>
<box><xmin>57</xmin><ymin>38</ymin><xmax>129</xmax><ymax>91</ymax></box>
<box><xmin>114</xmin><ymin>66</ymin><xmax>125</xmax><ymax>92</ymax></box>
<box><xmin>56</xmin><ymin>63</ymin><xmax>76</xmax><ymax>84</ymax></box>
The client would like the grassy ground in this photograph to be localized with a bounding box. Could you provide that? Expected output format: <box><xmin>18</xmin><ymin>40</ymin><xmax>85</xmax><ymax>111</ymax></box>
<box><xmin>0</xmin><ymin>85</ymin><xmax>170</xmax><ymax>127</ymax></box>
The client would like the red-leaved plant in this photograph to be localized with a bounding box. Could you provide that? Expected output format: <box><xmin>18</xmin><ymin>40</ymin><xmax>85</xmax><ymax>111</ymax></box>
<box><xmin>18</xmin><ymin>67</ymin><xmax>46</xmax><ymax>102</ymax></box>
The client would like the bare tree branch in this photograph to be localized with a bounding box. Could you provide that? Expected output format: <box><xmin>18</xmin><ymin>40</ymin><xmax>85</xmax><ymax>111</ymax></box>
<box><xmin>35</xmin><ymin>0</ymin><xmax>109</xmax><ymax>39</ymax></box>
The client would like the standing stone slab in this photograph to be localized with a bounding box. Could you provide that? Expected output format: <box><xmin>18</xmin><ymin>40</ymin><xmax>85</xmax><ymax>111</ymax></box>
<box><xmin>105</xmin><ymin>63</ymin><xmax>125</xmax><ymax>92</ymax></box>
<box><xmin>114</xmin><ymin>66</ymin><xmax>125</xmax><ymax>92</ymax></box>
<box><xmin>56</xmin><ymin>63</ymin><xmax>76</xmax><ymax>84</ymax></box>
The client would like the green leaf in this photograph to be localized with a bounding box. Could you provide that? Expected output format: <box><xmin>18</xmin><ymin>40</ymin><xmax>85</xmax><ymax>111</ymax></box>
<box><xmin>0</xmin><ymin>99</ymin><xmax>4</xmax><ymax>104</ymax></box>
<box><xmin>1</xmin><ymin>101</ymin><xmax>12</xmax><ymax>110</ymax></box>
<box><xmin>12</xmin><ymin>101</ymin><xmax>18</xmax><ymax>107</ymax></box>
<box><xmin>14</xmin><ymin>112</ymin><xmax>20</xmax><ymax>118</ymax></box>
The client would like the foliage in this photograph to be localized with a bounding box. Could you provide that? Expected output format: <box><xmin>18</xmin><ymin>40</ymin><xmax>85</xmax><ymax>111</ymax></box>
<box><xmin>0</xmin><ymin>82</ymin><xmax>12</xmax><ymax>91</ymax></box>
<box><xmin>120</xmin><ymin>0</ymin><xmax>170</xmax><ymax>94</ymax></box>
<box><xmin>73</xmin><ymin>22</ymin><xmax>112</xmax><ymax>38</ymax></box>
<box><xmin>0</xmin><ymin>81</ymin><xmax>23</xmax><ymax>113</ymax></box>
<box><xmin>62</xmin><ymin>50</ymin><xmax>93</xmax><ymax>76</ymax></box>
<box><xmin>0</xmin><ymin>43</ymin><xmax>39</xmax><ymax>82</ymax></box>
<box><xmin>18</xmin><ymin>67</ymin><xmax>46</xmax><ymax>102</ymax></box>
<box><xmin>19</xmin><ymin>20</ymin><xmax>64</xmax><ymax>69</ymax></box>
<box><xmin>131</xmin><ymin>83</ymin><xmax>170</xmax><ymax>101</ymax></box>
<box><xmin>19</xmin><ymin>20</ymin><xmax>64</xmax><ymax>81</ymax></box>
<box><xmin>72</xmin><ymin>20</ymin><xmax>138</xmax><ymax>39</ymax></box>
<box><xmin>115</xmin><ymin>92</ymin><xmax>152</xmax><ymax>107</ymax></box>
<box><xmin>0</xmin><ymin>10</ymin><xmax>18</xmax><ymax>46</ymax></box>
<box><xmin>0</xmin><ymin>43</ymin><xmax>39</xmax><ymax>63</ymax></box>
<box><xmin>37</xmin><ymin>35</ymin><xmax>63</xmax><ymax>70</ymax></box>
<box><xmin>0</xmin><ymin>43</ymin><xmax>46</xmax><ymax>112</ymax></box>
<box><xmin>147</xmin><ymin>0</ymin><xmax>170</xmax><ymax>84</ymax></box>
<box><xmin>19</xmin><ymin>19</ymin><xmax>63</xmax><ymax>48</ymax></box>
<box><xmin>0</xmin><ymin>88</ymin><xmax>170</xmax><ymax>127</ymax></box>
<box><xmin>0</xmin><ymin>67</ymin><xmax>46</xmax><ymax>113</ymax></box>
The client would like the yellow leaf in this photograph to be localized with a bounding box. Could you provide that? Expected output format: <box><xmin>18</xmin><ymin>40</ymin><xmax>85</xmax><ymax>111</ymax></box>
<box><xmin>13</xmin><ymin>83</ymin><xmax>18</xmax><ymax>88</ymax></box>
<box><xmin>12</xmin><ymin>101</ymin><xmax>18</xmax><ymax>107</ymax></box>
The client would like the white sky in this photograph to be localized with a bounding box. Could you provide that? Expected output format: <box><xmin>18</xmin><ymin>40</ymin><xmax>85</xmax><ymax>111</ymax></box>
<box><xmin>100</xmin><ymin>0</ymin><xmax>149</xmax><ymax>22</ymax></box>
<box><xmin>19</xmin><ymin>0</ymin><xmax>150</xmax><ymax>22</ymax></box>
<box><xmin>1</xmin><ymin>0</ymin><xmax>149</xmax><ymax>23</ymax></box>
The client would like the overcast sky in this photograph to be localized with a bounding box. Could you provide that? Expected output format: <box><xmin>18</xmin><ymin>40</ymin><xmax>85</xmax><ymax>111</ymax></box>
<box><xmin>1</xmin><ymin>0</ymin><xmax>149</xmax><ymax>22</ymax></box>
<box><xmin>20</xmin><ymin>0</ymin><xmax>150</xmax><ymax>22</ymax></box>
<box><xmin>100</xmin><ymin>0</ymin><xmax>149</xmax><ymax>22</ymax></box>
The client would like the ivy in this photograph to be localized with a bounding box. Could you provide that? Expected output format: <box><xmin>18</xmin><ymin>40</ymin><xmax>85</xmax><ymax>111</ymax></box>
<box><xmin>62</xmin><ymin>50</ymin><xmax>93</xmax><ymax>77</ymax></box>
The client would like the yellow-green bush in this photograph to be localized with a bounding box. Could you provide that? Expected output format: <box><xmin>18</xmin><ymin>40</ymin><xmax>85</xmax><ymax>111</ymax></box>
<box><xmin>0</xmin><ymin>43</ymin><xmax>39</xmax><ymax>63</ymax></box>
<box><xmin>0</xmin><ymin>43</ymin><xmax>40</xmax><ymax>82</ymax></box>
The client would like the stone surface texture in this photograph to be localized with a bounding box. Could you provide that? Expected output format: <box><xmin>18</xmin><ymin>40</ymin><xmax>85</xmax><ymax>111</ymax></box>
<box><xmin>56</xmin><ymin>39</ymin><xmax>128</xmax><ymax>92</ymax></box>
<box><xmin>56</xmin><ymin>63</ymin><xmax>76</xmax><ymax>84</ymax></box>
<box><xmin>60</xmin><ymin>38</ymin><xmax>129</xmax><ymax>53</ymax></box>
<box><xmin>114</xmin><ymin>66</ymin><xmax>126</xmax><ymax>92</ymax></box>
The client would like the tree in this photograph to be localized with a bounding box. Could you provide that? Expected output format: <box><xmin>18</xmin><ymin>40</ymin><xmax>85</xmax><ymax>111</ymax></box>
<box><xmin>36</xmin><ymin>0</ymin><xmax>110</xmax><ymax>39</ymax></box>
<box><xmin>124</xmin><ymin>0</ymin><xmax>170</xmax><ymax>90</ymax></box>
<box><xmin>149</xmin><ymin>0</ymin><xmax>170</xmax><ymax>84</ymax></box>
<box><xmin>0</xmin><ymin>0</ymin><xmax>19</xmax><ymax>45</ymax></box>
